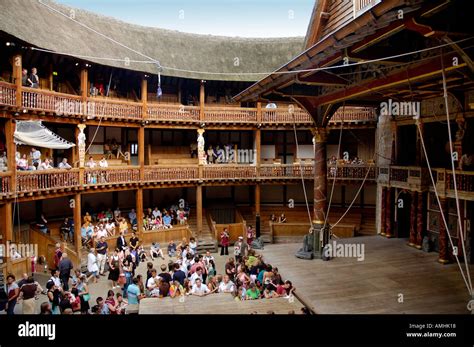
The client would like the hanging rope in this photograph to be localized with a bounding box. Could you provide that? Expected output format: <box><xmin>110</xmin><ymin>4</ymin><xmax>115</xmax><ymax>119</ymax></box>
<box><xmin>440</xmin><ymin>50</ymin><xmax>473</xmax><ymax>294</ymax></box>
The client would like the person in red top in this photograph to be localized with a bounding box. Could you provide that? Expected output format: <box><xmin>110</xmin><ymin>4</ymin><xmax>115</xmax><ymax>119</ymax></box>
<box><xmin>220</xmin><ymin>228</ymin><xmax>229</xmax><ymax>256</ymax></box>
<box><xmin>53</xmin><ymin>243</ymin><xmax>62</xmax><ymax>270</ymax></box>
<box><xmin>275</xmin><ymin>280</ymin><xmax>295</xmax><ymax>297</ymax></box>
<box><xmin>247</xmin><ymin>225</ymin><xmax>254</xmax><ymax>246</ymax></box>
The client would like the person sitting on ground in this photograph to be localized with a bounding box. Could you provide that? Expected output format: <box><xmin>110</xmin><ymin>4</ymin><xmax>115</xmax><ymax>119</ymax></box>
<box><xmin>167</xmin><ymin>240</ymin><xmax>177</xmax><ymax>257</ymax></box>
<box><xmin>150</xmin><ymin>242</ymin><xmax>165</xmax><ymax>260</ymax></box>
<box><xmin>137</xmin><ymin>245</ymin><xmax>147</xmax><ymax>262</ymax></box>
<box><xmin>58</xmin><ymin>158</ymin><xmax>72</xmax><ymax>170</ymax></box>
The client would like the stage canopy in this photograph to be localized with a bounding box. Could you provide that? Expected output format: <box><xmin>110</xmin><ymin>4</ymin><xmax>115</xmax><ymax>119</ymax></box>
<box><xmin>14</xmin><ymin>121</ymin><xmax>76</xmax><ymax>149</ymax></box>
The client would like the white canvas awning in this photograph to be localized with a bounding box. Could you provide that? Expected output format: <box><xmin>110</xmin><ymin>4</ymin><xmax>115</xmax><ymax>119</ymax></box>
<box><xmin>14</xmin><ymin>120</ymin><xmax>75</xmax><ymax>149</ymax></box>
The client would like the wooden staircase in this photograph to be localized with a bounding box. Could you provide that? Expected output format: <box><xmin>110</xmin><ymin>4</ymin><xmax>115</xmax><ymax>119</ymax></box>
<box><xmin>238</xmin><ymin>207</ymin><xmax>273</xmax><ymax>243</ymax></box>
<box><xmin>187</xmin><ymin>209</ymin><xmax>218</xmax><ymax>253</ymax></box>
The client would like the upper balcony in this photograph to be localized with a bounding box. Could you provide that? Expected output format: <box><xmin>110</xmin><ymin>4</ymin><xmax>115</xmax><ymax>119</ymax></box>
<box><xmin>0</xmin><ymin>82</ymin><xmax>375</xmax><ymax>127</ymax></box>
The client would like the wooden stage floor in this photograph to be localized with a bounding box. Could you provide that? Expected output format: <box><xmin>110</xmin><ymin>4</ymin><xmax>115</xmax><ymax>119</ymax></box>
<box><xmin>260</xmin><ymin>236</ymin><xmax>474</xmax><ymax>314</ymax></box>
<box><xmin>139</xmin><ymin>293</ymin><xmax>304</xmax><ymax>314</ymax></box>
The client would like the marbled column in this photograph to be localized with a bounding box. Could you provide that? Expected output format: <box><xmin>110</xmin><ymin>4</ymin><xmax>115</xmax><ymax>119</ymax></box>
<box><xmin>312</xmin><ymin>128</ymin><xmax>327</xmax><ymax>225</ymax></box>
<box><xmin>438</xmin><ymin>197</ymin><xmax>449</xmax><ymax>263</ymax></box>
<box><xmin>380</xmin><ymin>187</ymin><xmax>387</xmax><ymax>236</ymax></box>
<box><xmin>415</xmin><ymin>192</ymin><xmax>425</xmax><ymax>249</ymax></box>
<box><xmin>408</xmin><ymin>191</ymin><xmax>417</xmax><ymax>247</ymax></box>
<box><xmin>385</xmin><ymin>188</ymin><xmax>393</xmax><ymax>238</ymax></box>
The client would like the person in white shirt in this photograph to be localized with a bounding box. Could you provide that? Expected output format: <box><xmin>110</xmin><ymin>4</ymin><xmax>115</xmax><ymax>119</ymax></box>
<box><xmin>191</xmin><ymin>278</ymin><xmax>210</xmax><ymax>296</ymax></box>
<box><xmin>49</xmin><ymin>269</ymin><xmax>62</xmax><ymax>287</ymax></box>
<box><xmin>10</xmin><ymin>245</ymin><xmax>22</xmax><ymax>260</ymax></box>
<box><xmin>17</xmin><ymin>154</ymin><xmax>30</xmax><ymax>171</ymax></box>
<box><xmin>39</xmin><ymin>159</ymin><xmax>53</xmax><ymax>170</ymax></box>
<box><xmin>152</xmin><ymin>207</ymin><xmax>161</xmax><ymax>218</ymax></box>
<box><xmin>105</xmin><ymin>220</ymin><xmax>115</xmax><ymax>236</ymax></box>
<box><xmin>218</xmin><ymin>275</ymin><xmax>235</xmax><ymax>293</ymax></box>
<box><xmin>58</xmin><ymin>158</ymin><xmax>72</xmax><ymax>170</ymax></box>
<box><xmin>146</xmin><ymin>269</ymin><xmax>160</xmax><ymax>291</ymax></box>
<box><xmin>203</xmin><ymin>251</ymin><xmax>214</xmax><ymax>267</ymax></box>
<box><xmin>86</xmin><ymin>156</ymin><xmax>97</xmax><ymax>168</ymax></box>
<box><xmin>99</xmin><ymin>156</ymin><xmax>108</xmax><ymax>168</ymax></box>
<box><xmin>150</xmin><ymin>242</ymin><xmax>164</xmax><ymax>260</ymax></box>
<box><xmin>97</xmin><ymin>224</ymin><xmax>107</xmax><ymax>239</ymax></box>
<box><xmin>190</xmin><ymin>267</ymin><xmax>204</xmax><ymax>286</ymax></box>
<box><xmin>87</xmin><ymin>248</ymin><xmax>99</xmax><ymax>283</ymax></box>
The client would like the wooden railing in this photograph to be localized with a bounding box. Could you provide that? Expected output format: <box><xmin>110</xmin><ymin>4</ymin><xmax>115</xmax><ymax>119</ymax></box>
<box><xmin>0</xmin><ymin>172</ymin><xmax>10</xmax><ymax>195</ymax></box>
<box><xmin>327</xmin><ymin>164</ymin><xmax>377</xmax><ymax>180</ymax></box>
<box><xmin>22</xmin><ymin>87</ymin><xmax>82</xmax><ymax>113</ymax></box>
<box><xmin>144</xmin><ymin>166</ymin><xmax>198</xmax><ymax>182</ymax></box>
<box><xmin>330</xmin><ymin>107</ymin><xmax>377</xmax><ymax>123</ymax></box>
<box><xmin>262</xmin><ymin>108</ymin><xmax>313</xmax><ymax>124</ymax></box>
<box><xmin>446</xmin><ymin>171</ymin><xmax>474</xmax><ymax>193</ymax></box>
<box><xmin>84</xmin><ymin>167</ymin><xmax>140</xmax><ymax>185</ymax></box>
<box><xmin>88</xmin><ymin>98</ymin><xmax>142</xmax><ymax>120</ymax></box>
<box><xmin>260</xmin><ymin>164</ymin><xmax>314</xmax><ymax>179</ymax></box>
<box><xmin>390</xmin><ymin>166</ymin><xmax>409</xmax><ymax>182</ymax></box>
<box><xmin>0</xmin><ymin>82</ymin><xmax>380</xmax><ymax>126</ymax></box>
<box><xmin>203</xmin><ymin>165</ymin><xmax>257</xmax><ymax>179</ymax></box>
<box><xmin>147</xmin><ymin>103</ymin><xmax>200</xmax><ymax>122</ymax></box>
<box><xmin>16</xmin><ymin>169</ymin><xmax>80</xmax><ymax>193</ymax></box>
<box><xmin>0</xmin><ymin>81</ymin><xmax>16</xmax><ymax>107</ymax></box>
<box><xmin>204</xmin><ymin>106</ymin><xmax>257</xmax><ymax>123</ymax></box>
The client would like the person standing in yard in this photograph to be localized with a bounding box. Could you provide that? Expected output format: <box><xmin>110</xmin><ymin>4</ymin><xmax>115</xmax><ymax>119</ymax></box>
<box><xmin>96</xmin><ymin>236</ymin><xmax>108</xmax><ymax>276</ymax></box>
<box><xmin>58</xmin><ymin>253</ymin><xmax>74</xmax><ymax>291</ymax></box>
<box><xmin>87</xmin><ymin>248</ymin><xmax>99</xmax><ymax>283</ymax></box>
<box><xmin>220</xmin><ymin>228</ymin><xmax>229</xmax><ymax>256</ymax></box>
<box><xmin>6</xmin><ymin>275</ymin><xmax>20</xmax><ymax>315</ymax></box>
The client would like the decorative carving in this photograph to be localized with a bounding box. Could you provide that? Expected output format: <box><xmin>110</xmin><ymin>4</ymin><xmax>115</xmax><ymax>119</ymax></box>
<box><xmin>197</xmin><ymin>129</ymin><xmax>206</xmax><ymax>165</ymax></box>
<box><xmin>77</xmin><ymin>124</ymin><xmax>86</xmax><ymax>168</ymax></box>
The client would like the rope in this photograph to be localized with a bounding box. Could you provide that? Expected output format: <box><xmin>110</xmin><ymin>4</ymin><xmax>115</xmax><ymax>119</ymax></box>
<box><xmin>291</xmin><ymin>111</ymin><xmax>313</xmax><ymax>227</ymax></box>
<box><xmin>323</xmin><ymin>104</ymin><xmax>345</xmax><ymax>231</ymax></box>
<box><xmin>440</xmin><ymin>52</ymin><xmax>473</xmax><ymax>293</ymax></box>
<box><xmin>415</xmin><ymin>119</ymin><xmax>472</xmax><ymax>296</ymax></box>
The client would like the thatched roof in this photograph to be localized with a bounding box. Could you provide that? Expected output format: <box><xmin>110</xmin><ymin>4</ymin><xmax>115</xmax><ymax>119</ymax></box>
<box><xmin>0</xmin><ymin>0</ymin><xmax>305</xmax><ymax>81</ymax></box>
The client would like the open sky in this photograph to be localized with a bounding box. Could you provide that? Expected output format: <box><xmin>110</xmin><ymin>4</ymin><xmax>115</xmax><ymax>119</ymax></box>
<box><xmin>56</xmin><ymin>0</ymin><xmax>314</xmax><ymax>37</ymax></box>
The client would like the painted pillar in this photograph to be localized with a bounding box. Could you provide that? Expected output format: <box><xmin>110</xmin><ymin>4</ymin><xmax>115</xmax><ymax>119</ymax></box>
<box><xmin>438</xmin><ymin>197</ymin><xmax>449</xmax><ymax>264</ymax></box>
<box><xmin>311</xmin><ymin>127</ymin><xmax>328</xmax><ymax>256</ymax></box>
<box><xmin>380</xmin><ymin>187</ymin><xmax>387</xmax><ymax>236</ymax></box>
<box><xmin>136</xmin><ymin>188</ymin><xmax>144</xmax><ymax>239</ymax></box>
<box><xmin>196</xmin><ymin>185</ymin><xmax>203</xmax><ymax>238</ymax></box>
<box><xmin>408</xmin><ymin>191</ymin><xmax>418</xmax><ymax>247</ymax></box>
<box><xmin>385</xmin><ymin>187</ymin><xmax>393</xmax><ymax>238</ymax></box>
<box><xmin>12</xmin><ymin>54</ymin><xmax>22</xmax><ymax>108</ymax></box>
<box><xmin>415</xmin><ymin>192</ymin><xmax>425</xmax><ymax>249</ymax></box>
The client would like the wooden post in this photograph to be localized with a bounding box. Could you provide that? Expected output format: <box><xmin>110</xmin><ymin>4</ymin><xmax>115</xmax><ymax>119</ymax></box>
<box><xmin>12</xmin><ymin>54</ymin><xmax>22</xmax><ymax>108</ymax></box>
<box><xmin>0</xmin><ymin>202</ymin><xmax>13</xmax><ymax>270</ymax></box>
<box><xmin>256</xmin><ymin>101</ymin><xmax>262</xmax><ymax>123</ymax></box>
<box><xmin>138</xmin><ymin>126</ymin><xmax>145</xmax><ymax>180</ymax></box>
<box><xmin>136</xmin><ymin>188</ymin><xmax>144</xmax><ymax>238</ymax></box>
<box><xmin>255</xmin><ymin>184</ymin><xmax>261</xmax><ymax>239</ymax></box>
<box><xmin>141</xmin><ymin>78</ymin><xmax>148</xmax><ymax>121</ymax></box>
<box><xmin>4</xmin><ymin>119</ymin><xmax>16</xmax><ymax>193</ymax></box>
<box><xmin>48</xmin><ymin>64</ymin><xmax>54</xmax><ymax>91</ymax></box>
<box><xmin>312</xmin><ymin>128</ymin><xmax>327</xmax><ymax>225</ymax></box>
<box><xmin>80</xmin><ymin>69</ymin><xmax>88</xmax><ymax>102</ymax></box>
<box><xmin>199</xmin><ymin>81</ymin><xmax>205</xmax><ymax>122</ymax></box>
<box><xmin>196</xmin><ymin>185</ymin><xmax>203</xmax><ymax>238</ymax></box>
<box><xmin>255</xmin><ymin>128</ymin><xmax>261</xmax><ymax>173</ymax></box>
<box><xmin>74</xmin><ymin>194</ymin><xmax>82</xmax><ymax>256</ymax></box>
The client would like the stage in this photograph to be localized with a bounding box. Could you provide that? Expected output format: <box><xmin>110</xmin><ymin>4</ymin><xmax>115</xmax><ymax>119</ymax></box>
<box><xmin>260</xmin><ymin>236</ymin><xmax>473</xmax><ymax>314</ymax></box>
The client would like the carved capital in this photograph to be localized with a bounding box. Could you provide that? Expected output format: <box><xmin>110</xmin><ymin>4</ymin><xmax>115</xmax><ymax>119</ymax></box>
<box><xmin>311</xmin><ymin>128</ymin><xmax>327</xmax><ymax>143</ymax></box>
